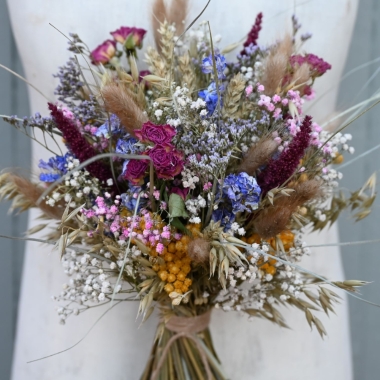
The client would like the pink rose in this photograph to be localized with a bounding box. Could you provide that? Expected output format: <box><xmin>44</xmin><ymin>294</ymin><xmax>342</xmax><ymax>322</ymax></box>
<box><xmin>91</xmin><ymin>40</ymin><xmax>116</xmax><ymax>65</ymax></box>
<box><xmin>135</xmin><ymin>121</ymin><xmax>176</xmax><ymax>145</ymax></box>
<box><xmin>148</xmin><ymin>144</ymin><xmax>184</xmax><ymax>179</ymax></box>
<box><xmin>110</xmin><ymin>26</ymin><xmax>147</xmax><ymax>49</ymax></box>
<box><xmin>124</xmin><ymin>158</ymin><xmax>149</xmax><ymax>185</ymax></box>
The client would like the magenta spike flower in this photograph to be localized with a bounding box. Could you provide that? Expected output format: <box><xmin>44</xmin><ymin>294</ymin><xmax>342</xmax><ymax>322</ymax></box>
<box><xmin>241</xmin><ymin>12</ymin><xmax>263</xmax><ymax>55</ymax></box>
<box><xmin>257</xmin><ymin>115</ymin><xmax>313</xmax><ymax>195</ymax></box>
<box><xmin>48</xmin><ymin>103</ymin><xmax>117</xmax><ymax>191</ymax></box>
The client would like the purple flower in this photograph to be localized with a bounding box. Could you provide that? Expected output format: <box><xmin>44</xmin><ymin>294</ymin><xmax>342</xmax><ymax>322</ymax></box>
<box><xmin>94</xmin><ymin>114</ymin><xmax>121</xmax><ymax>138</ymax></box>
<box><xmin>258</xmin><ymin>115</ymin><xmax>313</xmax><ymax>195</ymax></box>
<box><xmin>241</xmin><ymin>12</ymin><xmax>263</xmax><ymax>55</ymax></box>
<box><xmin>124</xmin><ymin>158</ymin><xmax>149</xmax><ymax>185</ymax></box>
<box><xmin>135</xmin><ymin>121</ymin><xmax>176</xmax><ymax>145</ymax></box>
<box><xmin>170</xmin><ymin>187</ymin><xmax>189</xmax><ymax>200</ymax></box>
<box><xmin>48</xmin><ymin>103</ymin><xmax>117</xmax><ymax>191</ymax></box>
<box><xmin>148</xmin><ymin>144</ymin><xmax>184</xmax><ymax>180</ymax></box>
<box><xmin>202</xmin><ymin>53</ymin><xmax>226</xmax><ymax>79</ymax></box>
<box><xmin>90</xmin><ymin>40</ymin><xmax>116</xmax><ymax>65</ymax></box>
<box><xmin>212</xmin><ymin>208</ymin><xmax>236</xmax><ymax>231</ymax></box>
<box><xmin>221</xmin><ymin>172</ymin><xmax>261</xmax><ymax>214</ymax></box>
<box><xmin>290</xmin><ymin>54</ymin><xmax>331</xmax><ymax>76</ymax></box>
<box><xmin>199</xmin><ymin>82</ymin><xmax>222</xmax><ymax>114</ymax></box>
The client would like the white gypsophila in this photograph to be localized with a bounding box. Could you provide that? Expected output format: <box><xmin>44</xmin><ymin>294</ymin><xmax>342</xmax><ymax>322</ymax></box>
<box><xmin>45</xmin><ymin>156</ymin><xmax>102</xmax><ymax>209</ymax></box>
<box><xmin>54</xmin><ymin>247</ymin><xmax>133</xmax><ymax>323</ymax></box>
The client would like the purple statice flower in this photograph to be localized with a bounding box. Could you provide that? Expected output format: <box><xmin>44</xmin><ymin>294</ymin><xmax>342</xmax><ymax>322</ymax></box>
<box><xmin>241</xmin><ymin>12</ymin><xmax>263</xmax><ymax>55</ymax></box>
<box><xmin>95</xmin><ymin>114</ymin><xmax>121</xmax><ymax>138</ymax></box>
<box><xmin>38</xmin><ymin>153</ymin><xmax>72</xmax><ymax>182</ymax></box>
<box><xmin>258</xmin><ymin>115</ymin><xmax>313</xmax><ymax>195</ymax></box>
<box><xmin>202</xmin><ymin>53</ymin><xmax>226</xmax><ymax>79</ymax></box>
<box><xmin>54</xmin><ymin>57</ymin><xmax>84</xmax><ymax>106</ymax></box>
<box><xmin>221</xmin><ymin>172</ymin><xmax>261</xmax><ymax>214</ymax></box>
<box><xmin>48</xmin><ymin>103</ymin><xmax>117</xmax><ymax>191</ymax></box>
<box><xmin>199</xmin><ymin>82</ymin><xmax>221</xmax><ymax>114</ymax></box>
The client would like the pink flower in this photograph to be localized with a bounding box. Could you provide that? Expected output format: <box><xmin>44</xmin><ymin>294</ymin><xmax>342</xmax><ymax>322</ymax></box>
<box><xmin>110</xmin><ymin>26</ymin><xmax>147</xmax><ymax>49</ymax></box>
<box><xmin>245</xmin><ymin>85</ymin><xmax>253</xmax><ymax>97</ymax></box>
<box><xmin>91</xmin><ymin>40</ymin><xmax>116</xmax><ymax>65</ymax></box>
<box><xmin>148</xmin><ymin>144</ymin><xmax>184</xmax><ymax>179</ymax></box>
<box><xmin>290</xmin><ymin>54</ymin><xmax>331</xmax><ymax>76</ymax></box>
<box><xmin>135</xmin><ymin>121</ymin><xmax>176</xmax><ymax>145</ymax></box>
<box><xmin>124</xmin><ymin>158</ymin><xmax>149</xmax><ymax>185</ymax></box>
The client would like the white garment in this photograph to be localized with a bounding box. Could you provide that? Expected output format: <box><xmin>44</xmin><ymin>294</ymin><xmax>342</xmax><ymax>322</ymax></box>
<box><xmin>8</xmin><ymin>1</ymin><xmax>358</xmax><ymax>379</ymax></box>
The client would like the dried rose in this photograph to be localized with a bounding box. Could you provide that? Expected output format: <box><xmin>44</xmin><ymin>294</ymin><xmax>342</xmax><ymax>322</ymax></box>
<box><xmin>110</xmin><ymin>26</ymin><xmax>147</xmax><ymax>50</ymax></box>
<box><xmin>135</xmin><ymin>121</ymin><xmax>176</xmax><ymax>145</ymax></box>
<box><xmin>148</xmin><ymin>144</ymin><xmax>184</xmax><ymax>180</ymax></box>
<box><xmin>124</xmin><ymin>158</ymin><xmax>149</xmax><ymax>185</ymax></box>
<box><xmin>91</xmin><ymin>40</ymin><xmax>116</xmax><ymax>65</ymax></box>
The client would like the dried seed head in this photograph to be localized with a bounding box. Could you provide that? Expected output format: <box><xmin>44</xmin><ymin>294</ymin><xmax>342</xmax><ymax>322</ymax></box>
<box><xmin>188</xmin><ymin>238</ymin><xmax>210</xmax><ymax>264</ymax></box>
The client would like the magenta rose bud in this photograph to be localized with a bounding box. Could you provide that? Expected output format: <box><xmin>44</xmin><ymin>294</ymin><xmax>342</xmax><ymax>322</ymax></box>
<box><xmin>110</xmin><ymin>26</ymin><xmax>147</xmax><ymax>50</ymax></box>
<box><xmin>91</xmin><ymin>40</ymin><xmax>116</xmax><ymax>65</ymax></box>
<box><xmin>124</xmin><ymin>158</ymin><xmax>149</xmax><ymax>185</ymax></box>
<box><xmin>135</xmin><ymin>121</ymin><xmax>176</xmax><ymax>145</ymax></box>
<box><xmin>170</xmin><ymin>187</ymin><xmax>189</xmax><ymax>200</ymax></box>
<box><xmin>148</xmin><ymin>144</ymin><xmax>184</xmax><ymax>180</ymax></box>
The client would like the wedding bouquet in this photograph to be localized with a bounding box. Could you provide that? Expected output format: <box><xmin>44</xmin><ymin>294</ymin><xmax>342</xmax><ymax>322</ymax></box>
<box><xmin>0</xmin><ymin>2</ymin><xmax>376</xmax><ymax>379</ymax></box>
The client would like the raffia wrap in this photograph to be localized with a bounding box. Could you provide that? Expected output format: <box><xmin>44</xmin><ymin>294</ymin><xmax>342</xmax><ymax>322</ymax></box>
<box><xmin>151</xmin><ymin>310</ymin><xmax>212</xmax><ymax>380</ymax></box>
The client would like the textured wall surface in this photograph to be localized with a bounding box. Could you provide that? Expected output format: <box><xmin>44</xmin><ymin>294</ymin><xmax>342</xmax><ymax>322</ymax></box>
<box><xmin>338</xmin><ymin>1</ymin><xmax>380</xmax><ymax>379</ymax></box>
<box><xmin>0</xmin><ymin>1</ymin><xmax>30</xmax><ymax>379</ymax></box>
<box><xmin>0</xmin><ymin>0</ymin><xmax>380</xmax><ymax>379</ymax></box>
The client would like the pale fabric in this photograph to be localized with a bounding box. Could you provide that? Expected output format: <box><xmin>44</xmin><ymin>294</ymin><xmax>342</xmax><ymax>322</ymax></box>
<box><xmin>8</xmin><ymin>1</ymin><xmax>358</xmax><ymax>379</ymax></box>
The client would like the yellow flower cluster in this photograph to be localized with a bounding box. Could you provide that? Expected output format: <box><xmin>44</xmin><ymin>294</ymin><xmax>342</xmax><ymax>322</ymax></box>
<box><xmin>242</xmin><ymin>230</ymin><xmax>295</xmax><ymax>276</ymax></box>
<box><xmin>150</xmin><ymin>223</ymin><xmax>202</xmax><ymax>295</ymax></box>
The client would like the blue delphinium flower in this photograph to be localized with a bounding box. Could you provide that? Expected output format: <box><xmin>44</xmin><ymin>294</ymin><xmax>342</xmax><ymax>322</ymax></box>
<box><xmin>115</xmin><ymin>136</ymin><xmax>139</xmax><ymax>155</ymax></box>
<box><xmin>120</xmin><ymin>185</ymin><xmax>147</xmax><ymax>212</ymax></box>
<box><xmin>221</xmin><ymin>172</ymin><xmax>261</xmax><ymax>214</ymax></box>
<box><xmin>95</xmin><ymin>114</ymin><xmax>121</xmax><ymax>138</ymax></box>
<box><xmin>211</xmin><ymin>208</ymin><xmax>236</xmax><ymax>231</ymax></box>
<box><xmin>199</xmin><ymin>82</ymin><xmax>222</xmax><ymax>114</ymax></box>
<box><xmin>202</xmin><ymin>53</ymin><xmax>226</xmax><ymax>79</ymax></box>
<box><xmin>38</xmin><ymin>152</ymin><xmax>72</xmax><ymax>182</ymax></box>
<box><xmin>115</xmin><ymin>135</ymin><xmax>140</xmax><ymax>176</ymax></box>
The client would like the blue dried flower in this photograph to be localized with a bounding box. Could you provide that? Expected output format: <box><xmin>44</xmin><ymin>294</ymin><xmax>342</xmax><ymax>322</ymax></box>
<box><xmin>212</xmin><ymin>208</ymin><xmax>235</xmax><ymax>230</ymax></box>
<box><xmin>115</xmin><ymin>135</ymin><xmax>140</xmax><ymax>176</ymax></box>
<box><xmin>199</xmin><ymin>82</ymin><xmax>222</xmax><ymax>114</ymax></box>
<box><xmin>95</xmin><ymin>114</ymin><xmax>121</xmax><ymax>138</ymax></box>
<box><xmin>202</xmin><ymin>53</ymin><xmax>226</xmax><ymax>79</ymax></box>
<box><xmin>38</xmin><ymin>153</ymin><xmax>72</xmax><ymax>182</ymax></box>
<box><xmin>222</xmin><ymin>172</ymin><xmax>261</xmax><ymax>214</ymax></box>
<box><xmin>120</xmin><ymin>185</ymin><xmax>147</xmax><ymax>212</ymax></box>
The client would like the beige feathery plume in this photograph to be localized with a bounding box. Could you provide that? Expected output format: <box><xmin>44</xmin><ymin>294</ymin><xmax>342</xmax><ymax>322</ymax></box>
<box><xmin>237</xmin><ymin>139</ymin><xmax>278</xmax><ymax>176</ymax></box>
<box><xmin>261</xmin><ymin>34</ymin><xmax>293</xmax><ymax>96</ymax></box>
<box><xmin>168</xmin><ymin>0</ymin><xmax>188</xmax><ymax>36</ymax></box>
<box><xmin>0</xmin><ymin>173</ymin><xmax>63</xmax><ymax>219</ymax></box>
<box><xmin>253</xmin><ymin>180</ymin><xmax>322</xmax><ymax>238</ymax></box>
<box><xmin>152</xmin><ymin>0</ymin><xmax>188</xmax><ymax>51</ymax></box>
<box><xmin>152</xmin><ymin>0</ymin><xmax>167</xmax><ymax>51</ymax></box>
<box><xmin>101</xmin><ymin>83</ymin><xmax>148</xmax><ymax>136</ymax></box>
<box><xmin>293</xmin><ymin>62</ymin><xmax>310</xmax><ymax>88</ymax></box>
